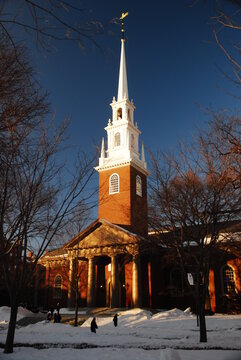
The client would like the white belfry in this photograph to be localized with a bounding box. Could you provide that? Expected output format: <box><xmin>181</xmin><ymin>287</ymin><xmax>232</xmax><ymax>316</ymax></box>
<box><xmin>96</xmin><ymin>30</ymin><xmax>148</xmax><ymax>175</ymax></box>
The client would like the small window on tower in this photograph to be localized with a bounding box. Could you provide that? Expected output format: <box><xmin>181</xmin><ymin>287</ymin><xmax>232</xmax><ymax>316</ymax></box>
<box><xmin>109</xmin><ymin>173</ymin><xmax>119</xmax><ymax>194</ymax></box>
<box><xmin>117</xmin><ymin>108</ymin><xmax>122</xmax><ymax>119</ymax></box>
<box><xmin>114</xmin><ymin>132</ymin><xmax>121</xmax><ymax>147</ymax></box>
<box><xmin>136</xmin><ymin>175</ymin><xmax>142</xmax><ymax>197</ymax></box>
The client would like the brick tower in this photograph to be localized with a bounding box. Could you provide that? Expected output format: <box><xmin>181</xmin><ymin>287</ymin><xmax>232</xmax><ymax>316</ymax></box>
<box><xmin>95</xmin><ymin>22</ymin><xmax>148</xmax><ymax>237</ymax></box>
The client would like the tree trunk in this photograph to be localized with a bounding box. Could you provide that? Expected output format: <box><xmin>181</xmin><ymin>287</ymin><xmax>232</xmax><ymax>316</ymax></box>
<box><xmin>4</xmin><ymin>301</ymin><xmax>18</xmax><ymax>353</ymax></box>
<box><xmin>199</xmin><ymin>302</ymin><xmax>207</xmax><ymax>342</ymax></box>
<box><xmin>195</xmin><ymin>282</ymin><xmax>200</xmax><ymax>327</ymax></box>
<box><xmin>196</xmin><ymin>301</ymin><xmax>199</xmax><ymax>327</ymax></box>
<box><xmin>74</xmin><ymin>277</ymin><xmax>79</xmax><ymax>327</ymax></box>
<box><xmin>74</xmin><ymin>301</ymin><xmax>78</xmax><ymax>326</ymax></box>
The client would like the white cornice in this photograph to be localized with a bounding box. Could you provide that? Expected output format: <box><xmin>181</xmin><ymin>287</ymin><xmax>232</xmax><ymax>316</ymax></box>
<box><xmin>105</xmin><ymin>119</ymin><xmax>141</xmax><ymax>134</ymax></box>
<box><xmin>110</xmin><ymin>98</ymin><xmax>135</xmax><ymax>110</ymax></box>
<box><xmin>95</xmin><ymin>159</ymin><xmax>149</xmax><ymax>175</ymax></box>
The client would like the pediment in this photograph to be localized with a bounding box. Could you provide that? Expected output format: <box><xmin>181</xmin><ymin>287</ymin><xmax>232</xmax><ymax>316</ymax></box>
<box><xmin>64</xmin><ymin>219</ymin><xmax>143</xmax><ymax>250</ymax></box>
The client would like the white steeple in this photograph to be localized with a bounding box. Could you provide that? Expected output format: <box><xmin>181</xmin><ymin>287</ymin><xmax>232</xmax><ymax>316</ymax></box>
<box><xmin>95</xmin><ymin>16</ymin><xmax>148</xmax><ymax>176</ymax></box>
<box><xmin>117</xmin><ymin>39</ymin><xmax>129</xmax><ymax>101</ymax></box>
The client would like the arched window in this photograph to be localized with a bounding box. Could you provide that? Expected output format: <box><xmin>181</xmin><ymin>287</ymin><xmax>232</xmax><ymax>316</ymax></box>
<box><xmin>53</xmin><ymin>274</ymin><xmax>62</xmax><ymax>299</ymax></box>
<box><xmin>109</xmin><ymin>173</ymin><xmax>119</xmax><ymax>194</ymax></box>
<box><xmin>223</xmin><ymin>265</ymin><xmax>235</xmax><ymax>294</ymax></box>
<box><xmin>136</xmin><ymin>175</ymin><xmax>142</xmax><ymax>197</ymax></box>
<box><xmin>114</xmin><ymin>132</ymin><xmax>121</xmax><ymax>147</ymax></box>
<box><xmin>117</xmin><ymin>108</ymin><xmax>122</xmax><ymax>119</ymax></box>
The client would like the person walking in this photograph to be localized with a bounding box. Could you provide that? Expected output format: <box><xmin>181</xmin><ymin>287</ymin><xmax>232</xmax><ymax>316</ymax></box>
<box><xmin>57</xmin><ymin>303</ymin><xmax>62</xmax><ymax>322</ymax></box>
<box><xmin>90</xmin><ymin>317</ymin><xmax>98</xmax><ymax>333</ymax></box>
<box><xmin>113</xmin><ymin>313</ymin><xmax>118</xmax><ymax>327</ymax></box>
<box><xmin>47</xmin><ymin>311</ymin><xmax>52</xmax><ymax>321</ymax></box>
<box><xmin>56</xmin><ymin>302</ymin><xmax>60</xmax><ymax>314</ymax></box>
<box><xmin>53</xmin><ymin>309</ymin><xmax>61</xmax><ymax>323</ymax></box>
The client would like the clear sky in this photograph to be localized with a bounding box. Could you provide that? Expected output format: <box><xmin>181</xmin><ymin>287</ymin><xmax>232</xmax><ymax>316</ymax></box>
<box><xmin>26</xmin><ymin>0</ymin><xmax>239</xmax><ymax>220</ymax></box>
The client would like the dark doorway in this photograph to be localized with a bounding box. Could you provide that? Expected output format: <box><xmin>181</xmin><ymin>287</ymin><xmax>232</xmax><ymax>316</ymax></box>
<box><xmin>96</xmin><ymin>258</ymin><xmax>108</xmax><ymax>307</ymax></box>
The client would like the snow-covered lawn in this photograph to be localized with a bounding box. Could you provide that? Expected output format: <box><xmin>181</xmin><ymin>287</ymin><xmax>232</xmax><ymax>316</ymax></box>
<box><xmin>0</xmin><ymin>307</ymin><xmax>241</xmax><ymax>360</ymax></box>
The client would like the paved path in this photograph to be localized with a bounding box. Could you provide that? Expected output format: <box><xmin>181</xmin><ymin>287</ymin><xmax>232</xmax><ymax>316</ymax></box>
<box><xmin>17</xmin><ymin>313</ymin><xmax>46</xmax><ymax>326</ymax></box>
<box><xmin>16</xmin><ymin>307</ymin><xmax>136</xmax><ymax>327</ymax></box>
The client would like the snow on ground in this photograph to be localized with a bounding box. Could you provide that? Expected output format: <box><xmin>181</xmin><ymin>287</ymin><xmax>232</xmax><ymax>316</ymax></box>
<box><xmin>0</xmin><ymin>306</ymin><xmax>36</xmax><ymax>325</ymax></box>
<box><xmin>0</xmin><ymin>307</ymin><xmax>241</xmax><ymax>360</ymax></box>
<box><xmin>2</xmin><ymin>348</ymin><xmax>241</xmax><ymax>360</ymax></box>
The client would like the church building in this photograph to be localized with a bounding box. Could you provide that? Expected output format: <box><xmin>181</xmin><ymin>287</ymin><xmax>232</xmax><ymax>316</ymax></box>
<box><xmin>38</xmin><ymin>23</ymin><xmax>152</xmax><ymax>310</ymax></box>
<box><xmin>35</xmin><ymin>23</ymin><xmax>241</xmax><ymax>315</ymax></box>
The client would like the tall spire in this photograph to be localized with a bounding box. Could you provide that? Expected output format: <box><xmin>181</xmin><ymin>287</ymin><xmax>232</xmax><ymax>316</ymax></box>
<box><xmin>117</xmin><ymin>12</ymin><xmax>129</xmax><ymax>101</ymax></box>
<box><xmin>95</xmin><ymin>11</ymin><xmax>148</xmax><ymax>176</ymax></box>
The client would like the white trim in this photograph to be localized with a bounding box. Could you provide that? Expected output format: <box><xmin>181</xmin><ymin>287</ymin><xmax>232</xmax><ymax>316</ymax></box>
<box><xmin>95</xmin><ymin>160</ymin><xmax>149</xmax><ymax>175</ymax></box>
<box><xmin>109</xmin><ymin>173</ymin><xmax>119</xmax><ymax>194</ymax></box>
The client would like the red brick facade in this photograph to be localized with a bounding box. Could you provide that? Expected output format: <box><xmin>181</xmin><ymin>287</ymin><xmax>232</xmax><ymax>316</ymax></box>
<box><xmin>98</xmin><ymin>165</ymin><xmax>148</xmax><ymax>236</ymax></box>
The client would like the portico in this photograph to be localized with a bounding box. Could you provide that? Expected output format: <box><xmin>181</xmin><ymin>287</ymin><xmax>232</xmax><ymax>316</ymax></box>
<box><xmin>63</xmin><ymin>219</ymin><xmax>149</xmax><ymax>308</ymax></box>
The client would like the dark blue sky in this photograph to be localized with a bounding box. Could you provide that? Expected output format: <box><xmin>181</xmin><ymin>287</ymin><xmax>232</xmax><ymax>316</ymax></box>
<box><xmin>28</xmin><ymin>0</ymin><xmax>239</xmax><ymax>219</ymax></box>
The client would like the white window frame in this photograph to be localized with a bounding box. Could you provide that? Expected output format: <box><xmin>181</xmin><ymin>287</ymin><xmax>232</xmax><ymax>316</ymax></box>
<box><xmin>109</xmin><ymin>173</ymin><xmax>119</xmax><ymax>194</ymax></box>
<box><xmin>222</xmin><ymin>265</ymin><xmax>236</xmax><ymax>295</ymax></box>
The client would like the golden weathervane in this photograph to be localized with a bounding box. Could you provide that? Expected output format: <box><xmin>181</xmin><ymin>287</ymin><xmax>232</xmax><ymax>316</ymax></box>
<box><xmin>120</xmin><ymin>12</ymin><xmax>128</xmax><ymax>40</ymax></box>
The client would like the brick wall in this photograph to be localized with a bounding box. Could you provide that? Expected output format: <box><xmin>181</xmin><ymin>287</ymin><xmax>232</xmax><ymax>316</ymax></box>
<box><xmin>98</xmin><ymin>165</ymin><xmax>148</xmax><ymax>236</ymax></box>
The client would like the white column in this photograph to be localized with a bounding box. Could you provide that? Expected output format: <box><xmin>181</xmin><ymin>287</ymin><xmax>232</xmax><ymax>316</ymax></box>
<box><xmin>44</xmin><ymin>263</ymin><xmax>51</xmax><ymax>310</ymax></box>
<box><xmin>87</xmin><ymin>257</ymin><xmax>95</xmax><ymax>307</ymax></box>
<box><xmin>68</xmin><ymin>258</ymin><xmax>75</xmax><ymax>308</ymax></box>
<box><xmin>111</xmin><ymin>255</ymin><xmax>119</xmax><ymax>308</ymax></box>
<box><xmin>132</xmin><ymin>255</ymin><xmax>141</xmax><ymax>307</ymax></box>
<box><xmin>126</xmin><ymin>128</ymin><xmax>130</xmax><ymax>149</ymax></box>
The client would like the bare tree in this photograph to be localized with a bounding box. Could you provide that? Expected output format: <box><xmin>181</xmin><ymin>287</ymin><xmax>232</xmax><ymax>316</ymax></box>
<box><xmin>200</xmin><ymin>111</ymin><xmax>241</xmax><ymax>189</ymax></box>
<box><xmin>0</xmin><ymin>0</ymin><xmax>104</xmax><ymax>52</ymax></box>
<box><xmin>62</xmin><ymin>209</ymin><xmax>90</xmax><ymax>327</ymax></box>
<box><xmin>0</xmin><ymin>35</ymin><xmax>96</xmax><ymax>353</ymax></box>
<box><xmin>207</xmin><ymin>0</ymin><xmax>241</xmax><ymax>87</ymax></box>
<box><xmin>149</xmin><ymin>128</ymin><xmax>241</xmax><ymax>342</ymax></box>
<box><xmin>52</xmin><ymin>198</ymin><xmax>93</xmax><ymax>249</ymax></box>
<box><xmin>200</xmin><ymin>1</ymin><xmax>241</xmax><ymax>188</ymax></box>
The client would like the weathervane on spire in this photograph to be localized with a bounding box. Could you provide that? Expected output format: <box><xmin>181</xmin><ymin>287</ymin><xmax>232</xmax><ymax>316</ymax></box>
<box><xmin>120</xmin><ymin>12</ymin><xmax>128</xmax><ymax>40</ymax></box>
